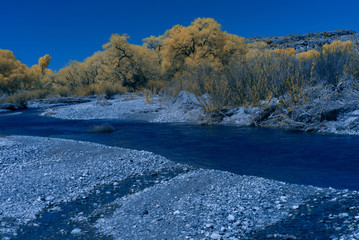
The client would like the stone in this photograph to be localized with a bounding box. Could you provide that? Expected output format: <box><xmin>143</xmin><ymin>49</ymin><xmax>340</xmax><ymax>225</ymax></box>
<box><xmin>227</xmin><ymin>214</ymin><xmax>235</xmax><ymax>222</ymax></box>
<box><xmin>71</xmin><ymin>228</ymin><xmax>82</xmax><ymax>235</ymax></box>
<box><xmin>210</xmin><ymin>232</ymin><xmax>222</xmax><ymax>239</ymax></box>
<box><xmin>45</xmin><ymin>196</ymin><xmax>55</xmax><ymax>202</ymax></box>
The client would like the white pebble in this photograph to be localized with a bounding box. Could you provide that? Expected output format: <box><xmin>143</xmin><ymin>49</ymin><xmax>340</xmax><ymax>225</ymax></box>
<box><xmin>71</xmin><ymin>228</ymin><xmax>82</xmax><ymax>235</ymax></box>
<box><xmin>227</xmin><ymin>214</ymin><xmax>235</xmax><ymax>221</ymax></box>
<box><xmin>210</xmin><ymin>232</ymin><xmax>222</xmax><ymax>239</ymax></box>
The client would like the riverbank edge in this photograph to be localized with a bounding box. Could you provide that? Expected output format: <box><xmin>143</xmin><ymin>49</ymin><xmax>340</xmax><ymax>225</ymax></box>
<box><xmin>2</xmin><ymin>135</ymin><xmax>359</xmax><ymax>239</ymax></box>
<box><xmin>25</xmin><ymin>86</ymin><xmax>359</xmax><ymax>136</ymax></box>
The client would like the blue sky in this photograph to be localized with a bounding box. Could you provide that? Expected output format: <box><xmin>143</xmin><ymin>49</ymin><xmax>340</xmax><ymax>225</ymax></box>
<box><xmin>2</xmin><ymin>0</ymin><xmax>359</xmax><ymax>70</ymax></box>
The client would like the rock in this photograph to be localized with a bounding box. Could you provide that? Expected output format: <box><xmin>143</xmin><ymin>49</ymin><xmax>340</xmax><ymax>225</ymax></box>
<box><xmin>173</xmin><ymin>91</ymin><xmax>202</xmax><ymax>111</ymax></box>
<box><xmin>71</xmin><ymin>228</ymin><xmax>82</xmax><ymax>235</ymax></box>
<box><xmin>344</xmin><ymin>117</ymin><xmax>358</xmax><ymax>125</ymax></box>
<box><xmin>227</xmin><ymin>214</ymin><xmax>235</xmax><ymax>222</ymax></box>
<box><xmin>221</xmin><ymin>107</ymin><xmax>256</xmax><ymax>126</ymax></box>
<box><xmin>296</xmin><ymin>113</ymin><xmax>313</xmax><ymax>123</ymax></box>
<box><xmin>48</xmin><ymin>206</ymin><xmax>61</xmax><ymax>212</ymax></box>
<box><xmin>245</xmin><ymin>29</ymin><xmax>358</xmax><ymax>53</ymax></box>
<box><xmin>210</xmin><ymin>232</ymin><xmax>222</xmax><ymax>239</ymax></box>
<box><xmin>350</xmin><ymin>110</ymin><xmax>359</xmax><ymax>116</ymax></box>
<box><xmin>254</xmin><ymin>105</ymin><xmax>277</xmax><ymax>123</ymax></box>
<box><xmin>45</xmin><ymin>196</ymin><xmax>55</xmax><ymax>202</ymax></box>
<box><xmin>205</xmin><ymin>223</ymin><xmax>214</xmax><ymax>228</ymax></box>
<box><xmin>200</xmin><ymin>109</ymin><xmax>233</xmax><ymax>125</ymax></box>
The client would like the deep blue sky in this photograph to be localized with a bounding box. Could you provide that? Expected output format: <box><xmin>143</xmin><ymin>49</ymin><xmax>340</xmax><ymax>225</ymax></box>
<box><xmin>2</xmin><ymin>0</ymin><xmax>359</xmax><ymax>71</ymax></box>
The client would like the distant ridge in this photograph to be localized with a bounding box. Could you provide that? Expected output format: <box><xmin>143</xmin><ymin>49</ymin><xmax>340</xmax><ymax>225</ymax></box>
<box><xmin>246</xmin><ymin>29</ymin><xmax>359</xmax><ymax>52</ymax></box>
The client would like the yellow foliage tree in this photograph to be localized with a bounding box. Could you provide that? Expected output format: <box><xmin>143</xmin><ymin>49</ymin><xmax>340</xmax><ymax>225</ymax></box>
<box><xmin>143</xmin><ymin>34</ymin><xmax>166</xmax><ymax>64</ymax></box>
<box><xmin>0</xmin><ymin>49</ymin><xmax>28</xmax><ymax>93</ymax></box>
<box><xmin>322</xmin><ymin>40</ymin><xmax>353</xmax><ymax>54</ymax></box>
<box><xmin>103</xmin><ymin>34</ymin><xmax>160</xmax><ymax>91</ymax></box>
<box><xmin>274</xmin><ymin>48</ymin><xmax>297</xmax><ymax>57</ymax></box>
<box><xmin>38</xmin><ymin>54</ymin><xmax>52</xmax><ymax>73</ymax></box>
<box><xmin>160</xmin><ymin>18</ymin><xmax>247</xmax><ymax>78</ymax></box>
<box><xmin>297</xmin><ymin>49</ymin><xmax>320</xmax><ymax>61</ymax></box>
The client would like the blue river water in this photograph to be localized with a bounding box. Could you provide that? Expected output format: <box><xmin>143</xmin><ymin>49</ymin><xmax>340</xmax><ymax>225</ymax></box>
<box><xmin>0</xmin><ymin>109</ymin><xmax>359</xmax><ymax>190</ymax></box>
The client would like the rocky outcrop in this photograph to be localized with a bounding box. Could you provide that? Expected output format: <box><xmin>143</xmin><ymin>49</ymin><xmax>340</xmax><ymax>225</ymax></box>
<box><xmin>153</xmin><ymin>91</ymin><xmax>206</xmax><ymax>123</ymax></box>
<box><xmin>246</xmin><ymin>29</ymin><xmax>359</xmax><ymax>53</ymax></box>
<box><xmin>250</xmin><ymin>79</ymin><xmax>359</xmax><ymax>135</ymax></box>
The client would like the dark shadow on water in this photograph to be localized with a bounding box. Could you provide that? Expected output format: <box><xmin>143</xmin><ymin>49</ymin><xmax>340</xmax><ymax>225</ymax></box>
<box><xmin>1</xmin><ymin>109</ymin><xmax>359</xmax><ymax>190</ymax></box>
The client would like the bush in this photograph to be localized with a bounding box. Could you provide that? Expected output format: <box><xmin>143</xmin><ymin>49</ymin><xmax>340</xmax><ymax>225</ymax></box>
<box><xmin>94</xmin><ymin>82</ymin><xmax>127</xmax><ymax>97</ymax></box>
<box><xmin>315</xmin><ymin>40</ymin><xmax>354</xmax><ymax>86</ymax></box>
<box><xmin>6</xmin><ymin>90</ymin><xmax>49</xmax><ymax>104</ymax></box>
<box><xmin>226</xmin><ymin>50</ymin><xmax>307</xmax><ymax>106</ymax></box>
<box><xmin>89</xmin><ymin>123</ymin><xmax>115</xmax><ymax>133</ymax></box>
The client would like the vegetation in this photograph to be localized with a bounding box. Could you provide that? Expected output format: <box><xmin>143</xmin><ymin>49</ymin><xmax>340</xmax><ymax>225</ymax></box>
<box><xmin>1</xmin><ymin>18</ymin><xmax>359</xmax><ymax>112</ymax></box>
<box><xmin>89</xmin><ymin>123</ymin><xmax>115</xmax><ymax>133</ymax></box>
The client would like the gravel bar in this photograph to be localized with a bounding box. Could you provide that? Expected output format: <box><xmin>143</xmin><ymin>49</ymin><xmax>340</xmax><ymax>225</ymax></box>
<box><xmin>1</xmin><ymin>136</ymin><xmax>358</xmax><ymax>239</ymax></box>
<box><xmin>0</xmin><ymin>136</ymin><xmax>185</xmax><ymax>238</ymax></box>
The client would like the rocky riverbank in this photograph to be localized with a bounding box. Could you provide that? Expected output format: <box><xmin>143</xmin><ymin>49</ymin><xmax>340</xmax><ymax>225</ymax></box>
<box><xmin>36</xmin><ymin>91</ymin><xmax>206</xmax><ymax>123</ymax></box>
<box><xmin>0</xmin><ymin>136</ymin><xmax>187</xmax><ymax>238</ymax></box>
<box><xmin>1</xmin><ymin>136</ymin><xmax>359</xmax><ymax>239</ymax></box>
<box><xmin>34</xmin><ymin>77</ymin><xmax>359</xmax><ymax>136</ymax></box>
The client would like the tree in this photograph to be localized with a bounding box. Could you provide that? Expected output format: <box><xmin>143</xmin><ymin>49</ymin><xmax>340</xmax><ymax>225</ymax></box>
<box><xmin>103</xmin><ymin>34</ymin><xmax>159</xmax><ymax>91</ymax></box>
<box><xmin>38</xmin><ymin>54</ymin><xmax>52</xmax><ymax>73</ymax></box>
<box><xmin>0</xmin><ymin>49</ymin><xmax>28</xmax><ymax>93</ymax></box>
<box><xmin>160</xmin><ymin>18</ymin><xmax>247</xmax><ymax>78</ymax></box>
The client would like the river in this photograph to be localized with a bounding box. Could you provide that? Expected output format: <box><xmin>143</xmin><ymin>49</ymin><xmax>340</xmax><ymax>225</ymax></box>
<box><xmin>1</xmin><ymin>109</ymin><xmax>358</xmax><ymax>190</ymax></box>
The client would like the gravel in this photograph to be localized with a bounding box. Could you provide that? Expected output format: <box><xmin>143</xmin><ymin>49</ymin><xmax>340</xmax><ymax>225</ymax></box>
<box><xmin>40</xmin><ymin>93</ymin><xmax>165</xmax><ymax>121</ymax></box>
<box><xmin>1</xmin><ymin>136</ymin><xmax>358</xmax><ymax>239</ymax></box>
<box><xmin>0</xmin><ymin>136</ymin><xmax>184</xmax><ymax>237</ymax></box>
<box><xmin>95</xmin><ymin>169</ymin><xmax>319</xmax><ymax>239</ymax></box>
<box><xmin>39</xmin><ymin>92</ymin><xmax>205</xmax><ymax>123</ymax></box>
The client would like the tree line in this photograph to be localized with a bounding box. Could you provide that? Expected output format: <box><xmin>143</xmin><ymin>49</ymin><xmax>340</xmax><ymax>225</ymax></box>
<box><xmin>1</xmin><ymin>18</ymin><xmax>359</xmax><ymax>110</ymax></box>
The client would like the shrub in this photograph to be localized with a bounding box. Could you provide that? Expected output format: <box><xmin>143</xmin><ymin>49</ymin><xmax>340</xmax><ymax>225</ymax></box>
<box><xmin>274</xmin><ymin>48</ymin><xmax>298</xmax><ymax>58</ymax></box>
<box><xmin>344</xmin><ymin>44</ymin><xmax>359</xmax><ymax>80</ymax></box>
<box><xmin>315</xmin><ymin>40</ymin><xmax>354</xmax><ymax>85</ymax></box>
<box><xmin>94</xmin><ymin>82</ymin><xmax>127</xmax><ymax>97</ymax></box>
<box><xmin>6</xmin><ymin>90</ymin><xmax>49</xmax><ymax>104</ymax></box>
<box><xmin>297</xmin><ymin>50</ymin><xmax>320</xmax><ymax>61</ymax></box>
<box><xmin>226</xmin><ymin>50</ymin><xmax>307</xmax><ymax>106</ymax></box>
<box><xmin>89</xmin><ymin>123</ymin><xmax>115</xmax><ymax>133</ymax></box>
